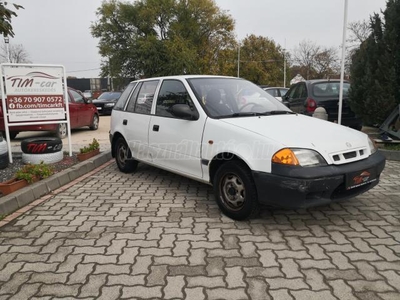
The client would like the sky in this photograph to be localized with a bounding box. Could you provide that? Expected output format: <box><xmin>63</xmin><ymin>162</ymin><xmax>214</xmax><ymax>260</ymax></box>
<box><xmin>9</xmin><ymin>0</ymin><xmax>388</xmax><ymax>78</ymax></box>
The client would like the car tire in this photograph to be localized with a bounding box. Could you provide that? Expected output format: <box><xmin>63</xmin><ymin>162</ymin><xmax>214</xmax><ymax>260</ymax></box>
<box><xmin>115</xmin><ymin>137</ymin><xmax>138</xmax><ymax>173</ymax></box>
<box><xmin>55</xmin><ymin>123</ymin><xmax>67</xmax><ymax>139</ymax></box>
<box><xmin>0</xmin><ymin>139</ymin><xmax>8</xmax><ymax>169</ymax></box>
<box><xmin>0</xmin><ymin>152</ymin><xmax>8</xmax><ymax>169</ymax></box>
<box><xmin>0</xmin><ymin>138</ymin><xmax>7</xmax><ymax>154</ymax></box>
<box><xmin>22</xmin><ymin>151</ymin><xmax>63</xmax><ymax>164</ymax></box>
<box><xmin>4</xmin><ymin>131</ymin><xmax>18</xmax><ymax>139</ymax></box>
<box><xmin>90</xmin><ymin>114</ymin><xmax>99</xmax><ymax>130</ymax></box>
<box><xmin>21</xmin><ymin>137</ymin><xmax>62</xmax><ymax>154</ymax></box>
<box><xmin>213</xmin><ymin>161</ymin><xmax>259</xmax><ymax>220</ymax></box>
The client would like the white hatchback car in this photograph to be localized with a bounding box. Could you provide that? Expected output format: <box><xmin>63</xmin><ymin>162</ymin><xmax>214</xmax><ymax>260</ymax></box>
<box><xmin>110</xmin><ymin>75</ymin><xmax>386</xmax><ymax>220</ymax></box>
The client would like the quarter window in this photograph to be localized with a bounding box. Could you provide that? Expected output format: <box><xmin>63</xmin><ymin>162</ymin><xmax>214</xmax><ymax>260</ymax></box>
<box><xmin>134</xmin><ymin>81</ymin><xmax>159</xmax><ymax>115</ymax></box>
<box><xmin>156</xmin><ymin>80</ymin><xmax>196</xmax><ymax>118</ymax></box>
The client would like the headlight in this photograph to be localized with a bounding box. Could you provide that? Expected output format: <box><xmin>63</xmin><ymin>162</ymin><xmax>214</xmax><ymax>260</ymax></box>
<box><xmin>368</xmin><ymin>138</ymin><xmax>377</xmax><ymax>154</ymax></box>
<box><xmin>272</xmin><ymin>148</ymin><xmax>327</xmax><ymax>167</ymax></box>
<box><xmin>105</xmin><ymin>102</ymin><xmax>115</xmax><ymax>108</ymax></box>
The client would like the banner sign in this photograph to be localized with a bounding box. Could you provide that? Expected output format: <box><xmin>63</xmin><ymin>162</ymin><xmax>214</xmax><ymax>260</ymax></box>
<box><xmin>3</xmin><ymin>66</ymin><xmax>65</xmax><ymax>122</ymax></box>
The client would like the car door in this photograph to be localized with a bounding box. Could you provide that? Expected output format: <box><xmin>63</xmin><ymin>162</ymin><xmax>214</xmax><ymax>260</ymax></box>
<box><xmin>148</xmin><ymin>79</ymin><xmax>205</xmax><ymax>178</ymax></box>
<box><xmin>287</xmin><ymin>83</ymin><xmax>307</xmax><ymax>114</ymax></box>
<box><xmin>69</xmin><ymin>89</ymin><xmax>91</xmax><ymax>128</ymax></box>
<box><xmin>66</xmin><ymin>89</ymin><xmax>79</xmax><ymax>128</ymax></box>
<box><xmin>123</xmin><ymin>80</ymin><xmax>160</xmax><ymax>162</ymax></box>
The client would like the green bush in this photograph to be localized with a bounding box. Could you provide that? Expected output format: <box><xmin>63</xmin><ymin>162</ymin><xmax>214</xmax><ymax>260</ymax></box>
<box><xmin>79</xmin><ymin>138</ymin><xmax>100</xmax><ymax>154</ymax></box>
<box><xmin>15</xmin><ymin>162</ymin><xmax>54</xmax><ymax>183</ymax></box>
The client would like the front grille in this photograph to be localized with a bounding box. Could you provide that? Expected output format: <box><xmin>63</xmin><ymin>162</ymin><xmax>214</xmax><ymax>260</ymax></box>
<box><xmin>330</xmin><ymin>148</ymin><xmax>368</xmax><ymax>165</ymax></box>
<box><xmin>343</xmin><ymin>151</ymin><xmax>357</xmax><ymax>159</ymax></box>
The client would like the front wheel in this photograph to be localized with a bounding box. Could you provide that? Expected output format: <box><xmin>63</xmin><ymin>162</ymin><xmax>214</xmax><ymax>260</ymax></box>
<box><xmin>115</xmin><ymin>137</ymin><xmax>138</xmax><ymax>173</ymax></box>
<box><xmin>213</xmin><ymin>161</ymin><xmax>259</xmax><ymax>220</ymax></box>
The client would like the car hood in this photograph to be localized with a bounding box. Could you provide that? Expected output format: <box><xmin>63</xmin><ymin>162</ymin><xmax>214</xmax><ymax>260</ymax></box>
<box><xmin>220</xmin><ymin>114</ymin><xmax>368</xmax><ymax>155</ymax></box>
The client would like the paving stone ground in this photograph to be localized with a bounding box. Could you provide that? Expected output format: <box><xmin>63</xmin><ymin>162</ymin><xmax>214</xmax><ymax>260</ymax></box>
<box><xmin>0</xmin><ymin>160</ymin><xmax>399</xmax><ymax>300</ymax></box>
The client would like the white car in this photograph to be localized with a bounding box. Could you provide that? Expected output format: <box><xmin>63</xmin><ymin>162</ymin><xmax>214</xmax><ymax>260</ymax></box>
<box><xmin>263</xmin><ymin>87</ymin><xmax>289</xmax><ymax>101</ymax></box>
<box><xmin>110</xmin><ymin>75</ymin><xmax>386</xmax><ymax>220</ymax></box>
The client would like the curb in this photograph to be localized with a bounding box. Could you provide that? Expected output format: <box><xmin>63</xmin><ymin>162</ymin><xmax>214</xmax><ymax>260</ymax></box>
<box><xmin>379</xmin><ymin>149</ymin><xmax>400</xmax><ymax>161</ymax></box>
<box><xmin>0</xmin><ymin>150</ymin><xmax>113</xmax><ymax>216</ymax></box>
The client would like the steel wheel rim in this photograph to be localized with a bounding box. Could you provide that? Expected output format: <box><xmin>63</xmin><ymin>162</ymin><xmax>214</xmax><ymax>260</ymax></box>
<box><xmin>93</xmin><ymin>115</ymin><xmax>99</xmax><ymax>129</ymax></box>
<box><xmin>117</xmin><ymin>142</ymin><xmax>128</xmax><ymax>167</ymax></box>
<box><xmin>59</xmin><ymin>124</ymin><xmax>67</xmax><ymax>137</ymax></box>
<box><xmin>220</xmin><ymin>172</ymin><xmax>245</xmax><ymax>211</ymax></box>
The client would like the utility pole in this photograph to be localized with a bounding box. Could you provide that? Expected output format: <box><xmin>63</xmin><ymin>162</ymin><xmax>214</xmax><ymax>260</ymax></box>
<box><xmin>237</xmin><ymin>43</ymin><xmax>240</xmax><ymax>78</ymax></box>
<box><xmin>338</xmin><ymin>0</ymin><xmax>348</xmax><ymax>125</ymax></box>
<box><xmin>283</xmin><ymin>39</ymin><xmax>286</xmax><ymax>88</ymax></box>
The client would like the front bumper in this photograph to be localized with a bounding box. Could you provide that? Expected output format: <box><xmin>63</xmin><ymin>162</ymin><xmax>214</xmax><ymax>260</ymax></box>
<box><xmin>252</xmin><ymin>151</ymin><xmax>386</xmax><ymax>209</ymax></box>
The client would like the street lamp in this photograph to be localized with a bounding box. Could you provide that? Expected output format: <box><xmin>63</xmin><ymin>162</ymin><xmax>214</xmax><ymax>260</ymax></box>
<box><xmin>4</xmin><ymin>36</ymin><xmax>10</xmax><ymax>63</ymax></box>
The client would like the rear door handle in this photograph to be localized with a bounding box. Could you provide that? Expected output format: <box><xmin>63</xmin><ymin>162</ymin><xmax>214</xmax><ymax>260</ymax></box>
<box><xmin>123</xmin><ymin>119</ymin><xmax>127</xmax><ymax>125</ymax></box>
<box><xmin>153</xmin><ymin>125</ymin><xmax>159</xmax><ymax>132</ymax></box>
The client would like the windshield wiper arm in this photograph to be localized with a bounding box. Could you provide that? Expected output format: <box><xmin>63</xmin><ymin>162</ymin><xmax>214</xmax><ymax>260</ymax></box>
<box><xmin>264</xmin><ymin>110</ymin><xmax>295</xmax><ymax>115</ymax></box>
<box><xmin>228</xmin><ymin>112</ymin><xmax>267</xmax><ymax>117</ymax></box>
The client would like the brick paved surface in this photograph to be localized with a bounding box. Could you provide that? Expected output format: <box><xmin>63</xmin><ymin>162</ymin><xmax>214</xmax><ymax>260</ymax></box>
<box><xmin>0</xmin><ymin>160</ymin><xmax>399</xmax><ymax>299</ymax></box>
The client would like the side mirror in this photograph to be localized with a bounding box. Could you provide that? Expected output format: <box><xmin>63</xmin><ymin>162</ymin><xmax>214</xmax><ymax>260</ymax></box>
<box><xmin>170</xmin><ymin>104</ymin><xmax>199</xmax><ymax>120</ymax></box>
<box><xmin>84</xmin><ymin>98</ymin><xmax>92</xmax><ymax>104</ymax></box>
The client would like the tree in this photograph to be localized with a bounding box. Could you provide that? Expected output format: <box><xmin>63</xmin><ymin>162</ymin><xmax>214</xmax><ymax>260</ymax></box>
<box><xmin>344</xmin><ymin>20</ymin><xmax>371</xmax><ymax>73</ymax></box>
<box><xmin>349</xmin><ymin>0</ymin><xmax>400</xmax><ymax>126</ymax></box>
<box><xmin>347</xmin><ymin>20</ymin><xmax>371</xmax><ymax>47</ymax></box>
<box><xmin>0</xmin><ymin>2</ymin><xmax>23</xmax><ymax>37</ymax></box>
<box><xmin>291</xmin><ymin>40</ymin><xmax>339</xmax><ymax>79</ymax></box>
<box><xmin>0</xmin><ymin>42</ymin><xmax>30</xmax><ymax>63</ymax></box>
<box><xmin>91</xmin><ymin>0</ymin><xmax>236</xmax><ymax>79</ymax></box>
<box><xmin>238</xmin><ymin>35</ymin><xmax>285</xmax><ymax>85</ymax></box>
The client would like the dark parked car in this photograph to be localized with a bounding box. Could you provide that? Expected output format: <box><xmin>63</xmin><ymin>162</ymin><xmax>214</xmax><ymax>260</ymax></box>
<box><xmin>93</xmin><ymin>91</ymin><xmax>122</xmax><ymax>115</ymax></box>
<box><xmin>0</xmin><ymin>87</ymin><xmax>99</xmax><ymax>139</ymax></box>
<box><xmin>282</xmin><ymin>80</ymin><xmax>362</xmax><ymax>130</ymax></box>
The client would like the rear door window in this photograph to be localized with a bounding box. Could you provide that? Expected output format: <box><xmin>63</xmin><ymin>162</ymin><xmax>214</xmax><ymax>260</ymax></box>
<box><xmin>288</xmin><ymin>85</ymin><xmax>300</xmax><ymax>99</ymax></box>
<box><xmin>114</xmin><ymin>82</ymin><xmax>137</xmax><ymax>111</ymax></box>
<box><xmin>134</xmin><ymin>81</ymin><xmax>159</xmax><ymax>115</ymax></box>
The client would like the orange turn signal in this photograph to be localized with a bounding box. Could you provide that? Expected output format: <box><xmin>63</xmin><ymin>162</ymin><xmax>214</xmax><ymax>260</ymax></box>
<box><xmin>272</xmin><ymin>148</ymin><xmax>300</xmax><ymax>166</ymax></box>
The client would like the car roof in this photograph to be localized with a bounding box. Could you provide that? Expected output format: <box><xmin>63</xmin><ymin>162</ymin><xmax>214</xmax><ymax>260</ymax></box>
<box><xmin>306</xmin><ymin>79</ymin><xmax>349</xmax><ymax>84</ymax></box>
<box><xmin>130</xmin><ymin>75</ymin><xmax>238</xmax><ymax>83</ymax></box>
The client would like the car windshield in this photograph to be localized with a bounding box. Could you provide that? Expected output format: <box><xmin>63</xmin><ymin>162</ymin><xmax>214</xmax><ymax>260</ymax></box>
<box><xmin>312</xmin><ymin>82</ymin><xmax>350</xmax><ymax>97</ymax></box>
<box><xmin>98</xmin><ymin>92</ymin><xmax>121</xmax><ymax>100</ymax></box>
<box><xmin>187</xmin><ymin>77</ymin><xmax>291</xmax><ymax>118</ymax></box>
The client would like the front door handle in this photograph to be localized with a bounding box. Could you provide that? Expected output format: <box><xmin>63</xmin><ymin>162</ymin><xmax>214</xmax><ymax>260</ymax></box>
<box><xmin>123</xmin><ymin>119</ymin><xmax>127</xmax><ymax>125</ymax></box>
<box><xmin>153</xmin><ymin>125</ymin><xmax>159</xmax><ymax>132</ymax></box>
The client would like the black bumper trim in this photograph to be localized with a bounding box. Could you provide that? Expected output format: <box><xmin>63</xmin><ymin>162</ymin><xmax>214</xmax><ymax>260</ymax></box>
<box><xmin>252</xmin><ymin>151</ymin><xmax>386</xmax><ymax>209</ymax></box>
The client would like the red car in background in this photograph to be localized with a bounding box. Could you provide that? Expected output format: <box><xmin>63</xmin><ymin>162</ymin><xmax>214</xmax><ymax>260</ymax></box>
<box><xmin>0</xmin><ymin>87</ymin><xmax>99</xmax><ymax>139</ymax></box>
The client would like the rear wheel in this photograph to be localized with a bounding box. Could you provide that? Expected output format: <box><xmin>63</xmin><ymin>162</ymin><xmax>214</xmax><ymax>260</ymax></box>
<box><xmin>9</xmin><ymin>131</ymin><xmax>18</xmax><ymax>139</ymax></box>
<box><xmin>90</xmin><ymin>114</ymin><xmax>99</xmax><ymax>130</ymax></box>
<box><xmin>115</xmin><ymin>137</ymin><xmax>138</xmax><ymax>173</ymax></box>
<box><xmin>55</xmin><ymin>123</ymin><xmax>67</xmax><ymax>139</ymax></box>
<box><xmin>213</xmin><ymin>161</ymin><xmax>259</xmax><ymax>220</ymax></box>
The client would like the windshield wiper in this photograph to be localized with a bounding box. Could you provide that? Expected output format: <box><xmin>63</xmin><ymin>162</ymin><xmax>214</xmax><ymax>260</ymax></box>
<box><xmin>228</xmin><ymin>112</ymin><xmax>267</xmax><ymax>117</ymax></box>
<box><xmin>264</xmin><ymin>110</ymin><xmax>296</xmax><ymax>115</ymax></box>
<box><xmin>227</xmin><ymin>110</ymin><xmax>295</xmax><ymax>118</ymax></box>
